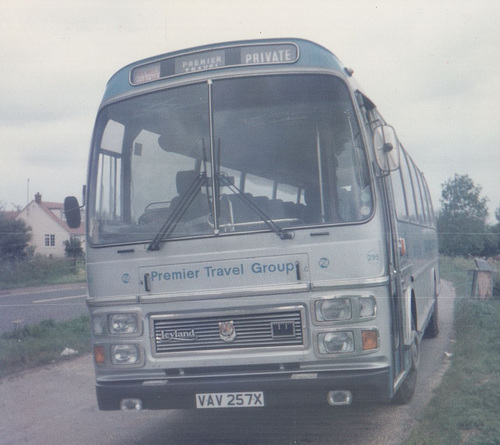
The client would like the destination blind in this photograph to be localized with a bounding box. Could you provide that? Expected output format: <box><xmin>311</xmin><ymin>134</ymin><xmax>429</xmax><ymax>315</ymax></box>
<box><xmin>130</xmin><ymin>43</ymin><xmax>299</xmax><ymax>85</ymax></box>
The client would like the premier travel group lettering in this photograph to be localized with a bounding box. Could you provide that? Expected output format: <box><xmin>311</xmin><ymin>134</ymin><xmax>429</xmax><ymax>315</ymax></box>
<box><xmin>149</xmin><ymin>261</ymin><xmax>296</xmax><ymax>282</ymax></box>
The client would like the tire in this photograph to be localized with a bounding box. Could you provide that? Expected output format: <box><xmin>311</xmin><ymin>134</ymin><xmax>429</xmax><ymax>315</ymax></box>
<box><xmin>424</xmin><ymin>300</ymin><xmax>439</xmax><ymax>338</ymax></box>
<box><xmin>424</xmin><ymin>281</ymin><xmax>439</xmax><ymax>339</ymax></box>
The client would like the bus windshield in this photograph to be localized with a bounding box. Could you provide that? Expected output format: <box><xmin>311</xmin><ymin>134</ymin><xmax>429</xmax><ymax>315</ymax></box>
<box><xmin>88</xmin><ymin>74</ymin><xmax>373</xmax><ymax>245</ymax></box>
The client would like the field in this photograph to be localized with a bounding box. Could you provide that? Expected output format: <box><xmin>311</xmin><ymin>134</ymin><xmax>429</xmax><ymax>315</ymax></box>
<box><xmin>404</xmin><ymin>256</ymin><xmax>500</xmax><ymax>445</ymax></box>
<box><xmin>0</xmin><ymin>256</ymin><xmax>86</xmax><ymax>290</ymax></box>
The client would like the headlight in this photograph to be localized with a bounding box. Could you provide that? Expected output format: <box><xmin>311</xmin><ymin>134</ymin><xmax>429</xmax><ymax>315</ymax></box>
<box><xmin>318</xmin><ymin>331</ymin><xmax>355</xmax><ymax>354</ymax></box>
<box><xmin>359</xmin><ymin>296</ymin><xmax>376</xmax><ymax>318</ymax></box>
<box><xmin>111</xmin><ymin>344</ymin><xmax>140</xmax><ymax>365</ymax></box>
<box><xmin>108</xmin><ymin>313</ymin><xmax>139</xmax><ymax>335</ymax></box>
<box><xmin>316</xmin><ymin>298</ymin><xmax>352</xmax><ymax>321</ymax></box>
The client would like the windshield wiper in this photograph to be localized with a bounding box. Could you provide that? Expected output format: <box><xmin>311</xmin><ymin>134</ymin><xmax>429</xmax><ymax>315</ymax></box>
<box><xmin>218</xmin><ymin>175</ymin><xmax>293</xmax><ymax>240</ymax></box>
<box><xmin>147</xmin><ymin>173</ymin><xmax>207</xmax><ymax>251</ymax></box>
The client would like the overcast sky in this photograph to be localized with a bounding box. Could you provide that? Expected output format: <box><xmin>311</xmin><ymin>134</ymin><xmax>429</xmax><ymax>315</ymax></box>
<box><xmin>1</xmin><ymin>0</ymin><xmax>499</xmax><ymax>221</ymax></box>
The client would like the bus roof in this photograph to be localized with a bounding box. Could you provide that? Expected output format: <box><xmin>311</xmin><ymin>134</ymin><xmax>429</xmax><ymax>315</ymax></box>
<box><xmin>101</xmin><ymin>38</ymin><xmax>352</xmax><ymax>103</ymax></box>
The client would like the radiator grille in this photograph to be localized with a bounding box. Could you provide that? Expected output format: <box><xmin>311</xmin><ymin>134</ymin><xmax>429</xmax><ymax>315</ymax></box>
<box><xmin>153</xmin><ymin>309</ymin><xmax>304</xmax><ymax>354</ymax></box>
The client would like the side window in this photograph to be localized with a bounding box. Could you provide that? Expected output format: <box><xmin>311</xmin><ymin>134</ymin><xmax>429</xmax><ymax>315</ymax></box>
<box><xmin>422</xmin><ymin>174</ymin><xmax>436</xmax><ymax>226</ymax></box>
<box><xmin>399</xmin><ymin>148</ymin><xmax>418</xmax><ymax>222</ymax></box>
<box><xmin>407</xmin><ymin>157</ymin><xmax>425</xmax><ymax>224</ymax></box>
<box><xmin>415</xmin><ymin>168</ymin><xmax>430</xmax><ymax>224</ymax></box>
<box><xmin>390</xmin><ymin>162</ymin><xmax>408</xmax><ymax>220</ymax></box>
<box><xmin>95</xmin><ymin>120</ymin><xmax>124</xmax><ymax>222</ymax></box>
<box><xmin>219</xmin><ymin>166</ymin><xmax>242</xmax><ymax>192</ymax></box>
<box><xmin>244</xmin><ymin>174</ymin><xmax>274</xmax><ymax>198</ymax></box>
<box><xmin>95</xmin><ymin>152</ymin><xmax>122</xmax><ymax>221</ymax></box>
<box><xmin>276</xmin><ymin>183</ymin><xmax>299</xmax><ymax>203</ymax></box>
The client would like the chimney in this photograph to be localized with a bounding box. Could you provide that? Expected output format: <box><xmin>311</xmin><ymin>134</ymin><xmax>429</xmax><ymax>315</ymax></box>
<box><xmin>35</xmin><ymin>192</ymin><xmax>42</xmax><ymax>204</ymax></box>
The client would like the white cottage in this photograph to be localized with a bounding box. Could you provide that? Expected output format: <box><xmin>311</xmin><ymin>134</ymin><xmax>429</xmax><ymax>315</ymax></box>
<box><xmin>17</xmin><ymin>193</ymin><xmax>85</xmax><ymax>257</ymax></box>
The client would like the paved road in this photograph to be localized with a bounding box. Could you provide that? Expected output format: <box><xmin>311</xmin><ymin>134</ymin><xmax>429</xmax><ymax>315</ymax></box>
<box><xmin>0</xmin><ymin>283</ymin><xmax>88</xmax><ymax>334</ymax></box>
<box><xmin>0</xmin><ymin>281</ymin><xmax>456</xmax><ymax>445</ymax></box>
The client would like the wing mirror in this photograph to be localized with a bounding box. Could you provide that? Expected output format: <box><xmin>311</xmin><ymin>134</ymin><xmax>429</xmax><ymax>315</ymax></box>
<box><xmin>373</xmin><ymin>125</ymin><xmax>400</xmax><ymax>172</ymax></box>
<box><xmin>64</xmin><ymin>196</ymin><xmax>81</xmax><ymax>229</ymax></box>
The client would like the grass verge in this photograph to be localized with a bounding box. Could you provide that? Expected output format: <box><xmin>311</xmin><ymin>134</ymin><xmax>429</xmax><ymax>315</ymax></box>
<box><xmin>0</xmin><ymin>257</ymin><xmax>86</xmax><ymax>290</ymax></box>
<box><xmin>0</xmin><ymin>315</ymin><xmax>91</xmax><ymax>379</ymax></box>
<box><xmin>404</xmin><ymin>256</ymin><xmax>500</xmax><ymax>445</ymax></box>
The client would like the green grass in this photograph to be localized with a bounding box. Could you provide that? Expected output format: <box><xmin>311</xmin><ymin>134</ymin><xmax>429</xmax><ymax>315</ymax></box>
<box><xmin>0</xmin><ymin>315</ymin><xmax>91</xmax><ymax>379</ymax></box>
<box><xmin>0</xmin><ymin>257</ymin><xmax>89</xmax><ymax>377</ymax></box>
<box><xmin>440</xmin><ymin>255</ymin><xmax>476</xmax><ymax>297</ymax></box>
<box><xmin>404</xmin><ymin>256</ymin><xmax>500</xmax><ymax>445</ymax></box>
<box><xmin>0</xmin><ymin>256</ymin><xmax>86</xmax><ymax>290</ymax></box>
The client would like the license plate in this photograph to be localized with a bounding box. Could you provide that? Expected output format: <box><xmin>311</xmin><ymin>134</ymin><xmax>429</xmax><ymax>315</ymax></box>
<box><xmin>196</xmin><ymin>391</ymin><xmax>264</xmax><ymax>409</ymax></box>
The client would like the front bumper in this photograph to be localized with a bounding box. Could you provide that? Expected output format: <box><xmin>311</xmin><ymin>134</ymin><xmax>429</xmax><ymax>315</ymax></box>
<box><xmin>96</xmin><ymin>367</ymin><xmax>392</xmax><ymax>410</ymax></box>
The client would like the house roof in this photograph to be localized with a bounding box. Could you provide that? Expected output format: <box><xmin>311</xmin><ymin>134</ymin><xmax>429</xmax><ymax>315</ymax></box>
<box><xmin>38</xmin><ymin>200</ymin><xmax>85</xmax><ymax>235</ymax></box>
<box><xmin>18</xmin><ymin>194</ymin><xmax>85</xmax><ymax>236</ymax></box>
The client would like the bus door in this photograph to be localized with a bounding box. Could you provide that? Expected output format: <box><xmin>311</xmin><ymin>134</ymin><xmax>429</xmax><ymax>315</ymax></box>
<box><xmin>381</xmin><ymin>167</ymin><xmax>409</xmax><ymax>390</ymax></box>
<box><xmin>385</xmin><ymin>147</ymin><xmax>419</xmax><ymax>401</ymax></box>
<box><xmin>371</xmin><ymin>120</ymin><xmax>416</xmax><ymax>398</ymax></box>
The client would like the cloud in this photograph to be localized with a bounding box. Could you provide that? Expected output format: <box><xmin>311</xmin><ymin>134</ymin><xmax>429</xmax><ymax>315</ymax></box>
<box><xmin>0</xmin><ymin>0</ymin><xmax>499</xmax><ymax>217</ymax></box>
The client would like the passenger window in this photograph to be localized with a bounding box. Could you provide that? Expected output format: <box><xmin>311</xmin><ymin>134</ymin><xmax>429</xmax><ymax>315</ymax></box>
<box><xmin>244</xmin><ymin>174</ymin><xmax>274</xmax><ymax>198</ymax></box>
<box><xmin>96</xmin><ymin>120</ymin><xmax>124</xmax><ymax>221</ymax></box>
<box><xmin>276</xmin><ymin>183</ymin><xmax>299</xmax><ymax>203</ymax></box>
<box><xmin>399</xmin><ymin>149</ymin><xmax>418</xmax><ymax>222</ymax></box>
<box><xmin>95</xmin><ymin>152</ymin><xmax>122</xmax><ymax>221</ymax></box>
<box><xmin>408</xmin><ymin>158</ymin><xmax>425</xmax><ymax>224</ymax></box>
<box><xmin>219</xmin><ymin>167</ymin><xmax>241</xmax><ymax>191</ymax></box>
<box><xmin>415</xmin><ymin>169</ymin><xmax>430</xmax><ymax>224</ymax></box>
<box><xmin>390</xmin><ymin>165</ymin><xmax>408</xmax><ymax>220</ymax></box>
<box><xmin>422</xmin><ymin>175</ymin><xmax>436</xmax><ymax>226</ymax></box>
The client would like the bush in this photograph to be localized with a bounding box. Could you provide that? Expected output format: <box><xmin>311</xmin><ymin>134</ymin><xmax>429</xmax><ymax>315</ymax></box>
<box><xmin>0</xmin><ymin>211</ymin><xmax>31</xmax><ymax>260</ymax></box>
<box><xmin>63</xmin><ymin>237</ymin><xmax>84</xmax><ymax>258</ymax></box>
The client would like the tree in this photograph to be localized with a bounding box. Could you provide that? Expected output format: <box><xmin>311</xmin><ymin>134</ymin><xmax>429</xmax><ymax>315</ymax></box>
<box><xmin>440</xmin><ymin>174</ymin><xmax>489</xmax><ymax>221</ymax></box>
<box><xmin>64</xmin><ymin>237</ymin><xmax>84</xmax><ymax>274</ymax></box>
<box><xmin>438</xmin><ymin>174</ymin><xmax>492</xmax><ymax>256</ymax></box>
<box><xmin>63</xmin><ymin>237</ymin><xmax>84</xmax><ymax>258</ymax></box>
<box><xmin>0</xmin><ymin>210</ymin><xmax>32</xmax><ymax>260</ymax></box>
